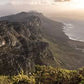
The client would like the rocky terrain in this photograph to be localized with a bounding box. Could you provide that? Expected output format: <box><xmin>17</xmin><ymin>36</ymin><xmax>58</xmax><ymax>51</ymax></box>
<box><xmin>0</xmin><ymin>12</ymin><xmax>84</xmax><ymax>75</ymax></box>
<box><xmin>0</xmin><ymin>16</ymin><xmax>56</xmax><ymax>75</ymax></box>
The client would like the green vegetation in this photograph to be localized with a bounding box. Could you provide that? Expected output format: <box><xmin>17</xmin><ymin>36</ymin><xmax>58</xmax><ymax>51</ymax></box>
<box><xmin>0</xmin><ymin>65</ymin><xmax>84</xmax><ymax>84</ymax></box>
<box><xmin>12</xmin><ymin>70</ymin><xmax>35</xmax><ymax>84</ymax></box>
<box><xmin>42</xmin><ymin>37</ymin><xmax>84</xmax><ymax>69</ymax></box>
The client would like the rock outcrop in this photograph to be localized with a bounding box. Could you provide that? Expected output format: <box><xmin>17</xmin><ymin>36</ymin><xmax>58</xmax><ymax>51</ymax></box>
<box><xmin>0</xmin><ymin>16</ymin><xmax>56</xmax><ymax>75</ymax></box>
<box><xmin>0</xmin><ymin>12</ymin><xmax>84</xmax><ymax>74</ymax></box>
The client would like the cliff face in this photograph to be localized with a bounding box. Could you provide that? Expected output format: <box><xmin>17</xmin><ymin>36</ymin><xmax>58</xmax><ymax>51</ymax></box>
<box><xmin>0</xmin><ymin>12</ymin><xmax>84</xmax><ymax>75</ymax></box>
<box><xmin>0</xmin><ymin>12</ymin><xmax>69</xmax><ymax>42</ymax></box>
<box><xmin>0</xmin><ymin>16</ymin><xmax>56</xmax><ymax>75</ymax></box>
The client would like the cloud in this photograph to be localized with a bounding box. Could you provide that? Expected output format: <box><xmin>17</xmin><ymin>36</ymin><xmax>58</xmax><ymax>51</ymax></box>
<box><xmin>10</xmin><ymin>0</ymin><xmax>55</xmax><ymax>5</ymax></box>
<box><xmin>0</xmin><ymin>0</ymin><xmax>10</xmax><ymax>4</ymax></box>
<box><xmin>0</xmin><ymin>0</ymin><xmax>70</xmax><ymax>5</ymax></box>
<box><xmin>54</xmin><ymin>0</ymin><xmax>70</xmax><ymax>2</ymax></box>
<box><xmin>0</xmin><ymin>0</ymin><xmax>82</xmax><ymax>17</ymax></box>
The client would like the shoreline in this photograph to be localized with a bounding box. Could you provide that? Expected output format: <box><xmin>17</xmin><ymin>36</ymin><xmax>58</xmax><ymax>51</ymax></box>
<box><xmin>63</xmin><ymin>22</ymin><xmax>84</xmax><ymax>42</ymax></box>
<box><xmin>54</xmin><ymin>18</ymin><xmax>84</xmax><ymax>43</ymax></box>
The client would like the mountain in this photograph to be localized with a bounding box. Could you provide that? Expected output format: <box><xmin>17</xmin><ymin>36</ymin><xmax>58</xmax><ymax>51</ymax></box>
<box><xmin>0</xmin><ymin>12</ymin><xmax>84</xmax><ymax>75</ymax></box>
<box><xmin>0</xmin><ymin>12</ymin><xmax>69</xmax><ymax>42</ymax></box>
<box><xmin>0</xmin><ymin>16</ymin><xmax>56</xmax><ymax>75</ymax></box>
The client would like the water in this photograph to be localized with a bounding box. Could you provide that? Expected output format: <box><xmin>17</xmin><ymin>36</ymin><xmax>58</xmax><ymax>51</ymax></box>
<box><xmin>63</xmin><ymin>20</ymin><xmax>84</xmax><ymax>42</ymax></box>
<box><xmin>49</xmin><ymin>17</ymin><xmax>84</xmax><ymax>42</ymax></box>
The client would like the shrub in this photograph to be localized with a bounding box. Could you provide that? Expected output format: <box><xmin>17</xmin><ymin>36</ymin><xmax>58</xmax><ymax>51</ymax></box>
<box><xmin>0</xmin><ymin>76</ymin><xmax>11</xmax><ymax>84</ymax></box>
<box><xmin>0</xmin><ymin>65</ymin><xmax>84</xmax><ymax>84</ymax></box>
<box><xmin>12</xmin><ymin>70</ymin><xmax>35</xmax><ymax>84</ymax></box>
<box><xmin>79</xmin><ymin>67</ymin><xmax>84</xmax><ymax>77</ymax></box>
<box><xmin>35</xmin><ymin>65</ymin><xmax>83</xmax><ymax>84</ymax></box>
<box><xmin>79</xmin><ymin>81</ymin><xmax>84</xmax><ymax>84</ymax></box>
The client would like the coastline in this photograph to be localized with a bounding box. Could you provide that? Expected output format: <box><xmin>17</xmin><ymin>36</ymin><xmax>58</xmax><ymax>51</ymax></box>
<box><xmin>63</xmin><ymin>22</ymin><xmax>84</xmax><ymax>42</ymax></box>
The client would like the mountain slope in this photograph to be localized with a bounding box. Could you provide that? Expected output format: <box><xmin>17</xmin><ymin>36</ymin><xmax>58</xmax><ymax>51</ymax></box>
<box><xmin>0</xmin><ymin>12</ymin><xmax>68</xmax><ymax>42</ymax></box>
<box><xmin>0</xmin><ymin>12</ymin><xmax>84</xmax><ymax>75</ymax></box>
<box><xmin>0</xmin><ymin>17</ymin><xmax>56</xmax><ymax>75</ymax></box>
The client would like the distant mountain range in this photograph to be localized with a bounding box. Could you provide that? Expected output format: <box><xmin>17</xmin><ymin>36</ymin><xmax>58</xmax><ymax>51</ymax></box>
<box><xmin>0</xmin><ymin>12</ymin><xmax>84</xmax><ymax>75</ymax></box>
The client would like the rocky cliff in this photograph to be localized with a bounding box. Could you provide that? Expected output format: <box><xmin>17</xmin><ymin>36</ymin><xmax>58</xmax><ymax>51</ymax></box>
<box><xmin>0</xmin><ymin>12</ymin><xmax>84</xmax><ymax>75</ymax></box>
<box><xmin>0</xmin><ymin>16</ymin><xmax>56</xmax><ymax>75</ymax></box>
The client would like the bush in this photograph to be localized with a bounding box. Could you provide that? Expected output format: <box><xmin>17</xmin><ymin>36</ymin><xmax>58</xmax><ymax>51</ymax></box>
<box><xmin>79</xmin><ymin>81</ymin><xmax>84</xmax><ymax>84</ymax></box>
<box><xmin>0</xmin><ymin>76</ymin><xmax>11</xmax><ymax>84</ymax></box>
<box><xmin>35</xmin><ymin>65</ymin><xmax>83</xmax><ymax>84</ymax></box>
<box><xmin>0</xmin><ymin>65</ymin><xmax>84</xmax><ymax>84</ymax></box>
<box><xmin>12</xmin><ymin>70</ymin><xmax>35</xmax><ymax>84</ymax></box>
<box><xmin>79</xmin><ymin>67</ymin><xmax>84</xmax><ymax>77</ymax></box>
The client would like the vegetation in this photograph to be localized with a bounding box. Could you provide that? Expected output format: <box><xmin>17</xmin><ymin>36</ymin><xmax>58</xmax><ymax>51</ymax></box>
<box><xmin>12</xmin><ymin>70</ymin><xmax>35</xmax><ymax>84</ymax></box>
<box><xmin>0</xmin><ymin>65</ymin><xmax>84</xmax><ymax>84</ymax></box>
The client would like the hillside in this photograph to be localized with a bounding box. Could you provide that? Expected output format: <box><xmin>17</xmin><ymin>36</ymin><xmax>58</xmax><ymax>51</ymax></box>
<box><xmin>0</xmin><ymin>12</ymin><xmax>84</xmax><ymax>75</ymax></box>
<box><xmin>0</xmin><ymin>17</ymin><xmax>56</xmax><ymax>75</ymax></box>
<box><xmin>0</xmin><ymin>65</ymin><xmax>84</xmax><ymax>84</ymax></box>
<box><xmin>0</xmin><ymin>12</ymin><xmax>68</xmax><ymax>42</ymax></box>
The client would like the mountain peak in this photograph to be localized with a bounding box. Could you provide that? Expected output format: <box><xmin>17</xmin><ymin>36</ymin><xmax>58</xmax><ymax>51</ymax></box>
<box><xmin>0</xmin><ymin>11</ymin><xmax>44</xmax><ymax>22</ymax></box>
<box><xmin>15</xmin><ymin>11</ymin><xmax>42</xmax><ymax>16</ymax></box>
<box><xmin>17</xmin><ymin>12</ymin><xmax>28</xmax><ymax>15</ymax></box>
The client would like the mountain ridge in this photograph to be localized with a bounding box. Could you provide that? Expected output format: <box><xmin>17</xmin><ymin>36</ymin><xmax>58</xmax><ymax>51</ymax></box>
<box><xmin>0</xmin><ymin>12</ymin><xmax>84</xmax><ymax>75</ymax></box>
<box><xmin>0</xmin><ymin>15</ymin><xmax>56</xmax><ymax>75</ymax></box>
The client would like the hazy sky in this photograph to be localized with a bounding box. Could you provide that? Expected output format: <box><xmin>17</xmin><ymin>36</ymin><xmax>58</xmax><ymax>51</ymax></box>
<box><xmin>0</xmin><ymin>0</ymin><xmax>84</xmax><ymax>17</ymax></box>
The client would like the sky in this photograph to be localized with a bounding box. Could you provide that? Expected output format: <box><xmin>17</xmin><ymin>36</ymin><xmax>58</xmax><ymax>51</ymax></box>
<box><xmin>0</xmin><ymin>0</ymin><xmax>69</xmax><ymax>5</ymax></box>
<box><xmin>0</xmin><ymin>0</ymin><xmax>84</xmax><ymax>18</ymax></box>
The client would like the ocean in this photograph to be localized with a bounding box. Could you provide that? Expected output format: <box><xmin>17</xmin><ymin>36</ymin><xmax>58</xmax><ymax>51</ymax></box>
<box><xmin>62</xmin><ymin>19</ymin><xmax>84</xmax><ymax>42</ymax></box>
